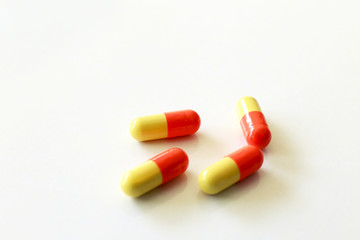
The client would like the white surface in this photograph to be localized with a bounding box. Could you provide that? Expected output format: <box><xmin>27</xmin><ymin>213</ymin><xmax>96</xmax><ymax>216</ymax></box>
<box><xmin>1</xmin><ymin>0</ymin><xmax>360</xmax><ymax>239</ymax></box>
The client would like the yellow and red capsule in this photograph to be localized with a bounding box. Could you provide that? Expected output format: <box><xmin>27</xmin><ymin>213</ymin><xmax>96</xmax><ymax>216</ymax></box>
<box><xmin>237</xmin><ymin>96</ymin><xmax>271</xmax><ymax>149</ymax></box>
<box><xmin>121</xmin><ymin>148</ymin><xmax>189</xmax><ymax>197</ymax></box>
<box><xmin>130</xmin><ymin>110</ymin><xmax>201</xmax><ymax>141</ymax></box>
<box><xmin>198</xmin><ymin>145</ymin><xmax>263</xmax><ymax>194</ymax></box>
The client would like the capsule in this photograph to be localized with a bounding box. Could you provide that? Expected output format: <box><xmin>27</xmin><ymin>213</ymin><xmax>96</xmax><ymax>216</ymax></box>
<box><xmin>236</xmin><ymin>96</ymin><xmax>271</xmax><ymax>149</ymax></box>
<box><xmin>121</xmin><ymin>148</ymin><xmax>189</xmax><ymax>197</ymax></box>
<box><xmin>198</xmin><ymin>145</ymin><xmax>263</xmax><ymax>194</ymax></box>
<box><xmin>129</xmin><ymin>110</ymin><xmax>201</xmax><ymax>141</ymax></box>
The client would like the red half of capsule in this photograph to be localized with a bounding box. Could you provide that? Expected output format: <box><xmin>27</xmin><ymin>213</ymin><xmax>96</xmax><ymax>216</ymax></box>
<box><xmin>164</xmin><ymin>110</ymin><xmax>201</xmax><ymax>138</ymax></box>
<box><xmin>240</xmin><ymin>111</ymin><xmax>271</xmax><ymax>149</ymax></box>
<box><xmin>226</xmin><ymin>145</ymin><xmax>264</xmax><ymax>181</ymax></box>
<box><xmin>151</xmin><ymin>148</ymin><xmax>189</xmax><ymax>184</ymax></box>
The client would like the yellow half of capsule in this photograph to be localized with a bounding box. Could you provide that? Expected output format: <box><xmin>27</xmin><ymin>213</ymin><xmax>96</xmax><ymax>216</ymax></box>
<box><xmin>236</xmin><ymin>96</ymin><xmax>262</xmax><ymax>119</ymax></box>
<box><xmin>121</xmin><ymin>161</ymin><xmax>163</xmax><ymax>197</ymax></box>
<box><xmin>129</xmin><ymin>114</ymin><xmax>168</xmax><ymax>141</ymax></box>
<box><xmin>198</xmin><ymin>157</ymin><xmax>241</xmax><ymax>195</ymax></box>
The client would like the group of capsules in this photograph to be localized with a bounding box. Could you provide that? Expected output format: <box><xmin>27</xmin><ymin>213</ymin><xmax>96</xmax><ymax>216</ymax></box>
<box><xmin>121</xmin><ymin>96</ymin><xmax>271</xmax><ymax>197</ymax></box>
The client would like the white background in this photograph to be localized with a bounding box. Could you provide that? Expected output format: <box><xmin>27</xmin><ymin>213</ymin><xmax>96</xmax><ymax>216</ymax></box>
<box><xmin>1</xmin><ymin>0</ymin><xmax>360</xmax><ymax>239</ymax></box>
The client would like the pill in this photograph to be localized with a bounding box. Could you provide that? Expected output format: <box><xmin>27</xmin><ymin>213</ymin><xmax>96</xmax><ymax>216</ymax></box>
<box><xmin>129</xmin><ymin>110</ymin><xmax>201</xmax><ymax>141</ymax></box>
<box><xmin>198</xmin><ymin>145</ymin><xmax>263</xmax><ymax>194</ymax></box>
<box><xmin>236</xmin><ymin>96</ymin><xmax>271</xmax><ymax>149</ymax></box>
<box><xmin>121</xmin><ymin>148</ymin><xmax>189</xmax><ymax>197</ymax></box>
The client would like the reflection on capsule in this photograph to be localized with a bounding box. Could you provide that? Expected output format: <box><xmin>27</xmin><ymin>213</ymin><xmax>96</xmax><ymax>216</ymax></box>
<box><xmin>121</xmin><ymin>148</ymin><xmax>189</xmax><ymax>197</ymax></box>
<box><xmin>129</xmin><ymin>110</ymin><xmax>201</xmax><ymax>141</ymax></box>
<box><xmin>198</xmin><ymin>145</ymin><xmax>263</xmax><ymax>195</ymax></box>
<box><xmin>237</xmin><ymin>96</ymin><xmax>271</xmax><ymax>149</ymax></box>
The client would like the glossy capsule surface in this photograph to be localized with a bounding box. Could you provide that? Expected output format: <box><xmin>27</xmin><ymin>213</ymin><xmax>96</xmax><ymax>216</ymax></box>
<box><xmin>198</xmin><ymin>145</ymin><xmax>263</xmax><ymax>194</ymax></box>
<box><xmin>237</xmin><ymin>96</ymin><xmax>271</xmax><ymax>149</ymax></box>
<box><xmin>130</xmin><ymin>110</ymin><xmax>201</xmax><ymax>141</ymax></box>
<box><xmin>121</xmin><ymin>148</ymin><xmax>188</xmax><ymax>197</ymax></box>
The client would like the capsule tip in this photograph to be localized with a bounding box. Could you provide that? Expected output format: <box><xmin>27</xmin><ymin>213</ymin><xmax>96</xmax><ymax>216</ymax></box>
<box><xmin>198</xmin><ymin>170</ymin><xmax>221</xmax><ymax>195</ymax></box>
<box><xmin>187</xmin><ymin>109</ymin><xmax>201</xmax><ymax>134</ymax></box>
<box><xmin>121</xmin><ymin>171</ymin><xmax>141</xmax><ymax>197</ymax></box>
<box><xmin>238</xmin><ymin>96</ymin><xmax>257</xmax><ymax>102</ymax></box>
<box><xmin>129</xmin><ymin>118</ymin><xmax>146</xmax><ymax>141</ymax></box>
<box><xmin>168</xmin><ymin>147</ymin><xmax>189</xmax><ymax>171</ymax></box>
<box><xmin>153</xmin><ymin>147</ymin><xmax>189</xmax><ymax>184</ymax></box>
<box><xmin>247</xmin><ymin>125</ymin><xmax>272</xmax><ymax>149</ymax></box>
